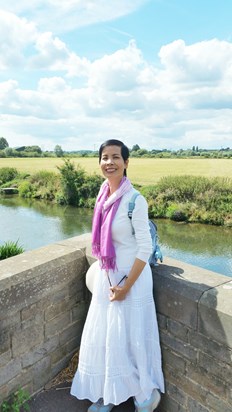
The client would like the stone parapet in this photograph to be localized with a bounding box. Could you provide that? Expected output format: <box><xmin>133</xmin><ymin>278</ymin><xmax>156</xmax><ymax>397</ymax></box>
<box><xmin>0</xmin><ymin>236</ymin><xmax>91</xmax><ymax>403</ymax></box>
<box><xmin>0</xmin><ymin>234</ymin><xmax>231</xmax><ymax>411</ymax></box>
<box><xmin>152</xmin><ymin>257</ymin><xmax>232</xmax><ymax>412</ymax></box>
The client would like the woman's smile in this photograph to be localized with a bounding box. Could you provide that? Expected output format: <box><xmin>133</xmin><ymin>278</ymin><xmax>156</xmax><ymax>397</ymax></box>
<box><xmin>100</xmin><ymin>145</ymin><xmax>128</xmax><ymax>180</ymax></box>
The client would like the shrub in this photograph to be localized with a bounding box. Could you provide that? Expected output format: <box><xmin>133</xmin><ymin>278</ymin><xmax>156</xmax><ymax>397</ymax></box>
<box><xmin>0</xmin><ymin>387</ymin><xmax>30</xmax><ymax>411</ymax></box>
<box><xmin>0</xmin><ymin>167</ymin><xmax>18</xmax><ymax>185</ymax></box>
<box><xmin>57</xmin><ymin>159</ymin><xmax>86</xmax><ymax>206</ymax></box>
<box><xmin>18</xmin><ymin>181</ymin><xmax>34</xmax><ymax>198</ymax></box>
<box><xmin>29</xmin><ymin>171</ymin><xmax>60</xmax><ymax>200</ymax></box>
<box><xmin>57</xmin><ymin>159</ymin><xmax>103</xmax><ymax>207</ymax></box>
<box><xmin>0</xmin><ymin>240</ymin><xmax>24</xmax><ymax>260</ymax></box>
<box><xmin>166</xmin><ymin>203</ymin><xmax>188</xmax><ymax>222</ymax></box>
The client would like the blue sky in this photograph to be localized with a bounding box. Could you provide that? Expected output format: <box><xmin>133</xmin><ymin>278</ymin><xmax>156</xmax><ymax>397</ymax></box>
<box><xmin>0</xmin><ymin>0</ymin><xmax>232</xmax><ymax>151</ymax></box>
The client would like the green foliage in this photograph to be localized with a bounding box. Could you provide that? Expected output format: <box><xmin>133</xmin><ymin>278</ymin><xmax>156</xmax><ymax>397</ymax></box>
<box><xmin>19</xmin><ymin>171</ymin><xmax>60</xmax><ymax>200</ymax></box>
<box><xmin>0</xmin><ymin>137</ymin><xmax>9</xmax><ymax>150</ymax></box>
<box><xmin>166</xmin><ymin>203</ymin><xmax>188</xmax><ymax>222</ymax></box>
<box><xmin>57</xmin><ymin>159</ymin><xmax>103</xmax><ymax>207</ymax></box>
<box><xmin>54</xmin><ymin>144</ymin><xmax>64</xmax><ymax>157</ymax></box>
<box><xmin>0</xmin><ymin>240</ymin><xmax>24</xmax><ymax>260</ymax></box>
<box><xmin>145</xmin><ymin>175</ymin><xmax>232</xmax><ymax>225</ymax></box>
<box><xmin>0</xmin><ymin>167</ymin><xmax>18</xmax><ymax>185</ymax></box>
<box><xmin>57</xmin><ymin>159</ymin><xmax>86</xmax><ymax>205</ymax></box>
<box><xmin>18</xmin><ymin>181</ymin><xmax>35</xmax><ymax>198</ymax></box>
<box><xmin>1</xmin><ymin>388</ymin><xmax>30</xmax><ymax>412</ymax></box>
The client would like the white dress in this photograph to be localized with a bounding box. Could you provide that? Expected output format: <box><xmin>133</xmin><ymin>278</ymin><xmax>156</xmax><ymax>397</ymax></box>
<box><xmin>71</xmin><ymin>188</ymin><xmax>165</xmax><ymax>405</ymax></box>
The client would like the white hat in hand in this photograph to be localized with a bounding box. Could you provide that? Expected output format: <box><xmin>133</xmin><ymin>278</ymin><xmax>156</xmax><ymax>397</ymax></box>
<box><xmin>86</xmin><ymin>260</ymin><xmax>99</xmax><ymax>293</ymax></box>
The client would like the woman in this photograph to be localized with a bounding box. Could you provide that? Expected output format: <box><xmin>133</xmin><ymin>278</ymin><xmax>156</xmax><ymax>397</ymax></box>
<box><xmin>71</xmin><ymin>139</ymin><xmax>164</xmax><ymax>412</ymax></box>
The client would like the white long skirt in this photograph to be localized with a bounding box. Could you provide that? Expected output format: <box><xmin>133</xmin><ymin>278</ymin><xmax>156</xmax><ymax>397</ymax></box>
<box><xmin>71</xmin><ymin>262</ymin><xmax>165</xmax><ymax>406</ymax></box>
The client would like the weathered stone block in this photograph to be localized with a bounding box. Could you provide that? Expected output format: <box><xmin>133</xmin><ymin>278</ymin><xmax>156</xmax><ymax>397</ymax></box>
<box><xmin>71</xmin><ymin>301</ymin><xmax>88</xmax><ymax>322</ymax></box>
<box><xmin>45</xmin><ymin>299</ymin><xmax>69</xmax><ymax>321</ymax></box>
<box><xmin>166</xmin><ymin>366</ymin><xmax>208</xmax><ymax>405</ymax></box>
<box><xmin>0</xmin><ymin>312</ymin><xmax>20</xmax><ymax>330</ymax></box>
<box><xmin>0</xmin><ymin>330</ymin><xmax>10</xmax><ymax>355</ymax></box>
<box><xmin>165</xmin><ymin>381</ymin><xmax>187</xmax><ymax>406</ymax></box>
<box><xmin>59</xmin><ymin>319</ymin><xmax>84</xmax><ymax>347</ymax></box>
<box><xmin>33</xmin><ymin>356</ymin><xmax>51</xmax><ymax>392</ymax></box>
<box><xmin>167</xmin><ymin>319</ymin><xmax>189</xmax><ymax>342</ymax></box>
<box><xmin>12</xmin><ymin>324</ymin><xmax>44</xmax><ymax>357</ymax></box>
<box><xmin>0</xmin><ymin>359</ymin><xmax>21</xmax><ymax>387</ymax></box>
<box><xmin>162</xmin><ymin>347</ymin><xmax>186</xmax><ymax>373</ymax></box>
<box><xmin>189</xmin><ymin>330</ymin><xmax>232</xmax><ymax>364</ymax></box>
<box><xmin>45</xmin><ymin>312</ymin><xmax>70</xmax><ymax>339</ymax></box>
<box><xmin>0</xmin><ymin>350</ymin><xmax>11</xmax><ymax>368</ymax></box>
<box><xmin>160</xmin><ymin>332</ymin><xmax>198</xmax><ymax>362</ymax></box>
<box><xmin>160</xmin><ymin>394</ymin><xmax>186</xmax><ymax>412</ymax></box>
<box><xmin>21</xmin><ymin>336</ymin><xmax>59</xmax><ymax>368</ymax></box>
<box><xmin>206</xmin><ymin>392</ymin><xmax>232</xmax><ymax>412</ymax></box>
<box><xmin>198</xmin><ymin>351</ymin><xmax>232</xmax><ymax>384</ymax></box>
<box><xmin>187</xmin><ymin>363</ymin><xmax>227</xmax><ymax>400</ymax></box>
<box><xmin>198</xmin><ymin>281</ymin><xmax>232</xmax><ymax>347</ymax></box>
<box><xmin>157</xmin><ymin>313</ymin><xmax>167</xmax><ymax>331</ymax></box>
<box><xmin>50</xmin><ymin>345</ymin><xmax>67</xmax><ymax>365</ymax></box>
<box><xmin>187</xmin><ymin>397</ymin><xmax>210</xmax><ymax>412</ymax></box>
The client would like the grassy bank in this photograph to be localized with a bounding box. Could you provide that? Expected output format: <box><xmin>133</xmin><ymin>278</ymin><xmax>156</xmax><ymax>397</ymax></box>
<box><xmin>0</xmin><ymin>161</ymin><xmax>232</xmax><ymax>226</ymax></box>
<box><xmin>0</xmin><ymin>157</ymin><xmax>231</xmax><ymax>185</ymax></box>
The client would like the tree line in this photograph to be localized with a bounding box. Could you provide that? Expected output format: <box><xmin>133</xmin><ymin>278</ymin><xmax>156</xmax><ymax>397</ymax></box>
<box><xmin>0</xmin><ymin>137</ymin><xmax>231</xmax><ymax>159</ymax></box>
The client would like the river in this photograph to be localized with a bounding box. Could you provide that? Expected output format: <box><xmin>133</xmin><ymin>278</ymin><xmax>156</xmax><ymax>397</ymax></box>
<box><xmin>0</xmin><ymin>195</ymin><xmax>231</xmax><ymax>277</ymax></box>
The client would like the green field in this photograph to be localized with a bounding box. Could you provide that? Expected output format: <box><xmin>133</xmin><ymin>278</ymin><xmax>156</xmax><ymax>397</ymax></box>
<box><xmin>0</xmin><ymin>157</ymin><xmax>231</xmax><ymax>185</ymax></box>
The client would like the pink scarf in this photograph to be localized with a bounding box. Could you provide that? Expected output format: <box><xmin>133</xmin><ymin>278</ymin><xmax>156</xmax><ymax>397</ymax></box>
<box><xmin>92</xmin><ymin>176</ymin><xmax>132</xmax><ymax>271</ymax></box>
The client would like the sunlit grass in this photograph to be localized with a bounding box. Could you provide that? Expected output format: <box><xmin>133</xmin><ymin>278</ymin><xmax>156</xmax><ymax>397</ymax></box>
<box><xmin>0</xmin><ymin>157</ymin><xmax>231</xmax><ymax>185</ymax></box>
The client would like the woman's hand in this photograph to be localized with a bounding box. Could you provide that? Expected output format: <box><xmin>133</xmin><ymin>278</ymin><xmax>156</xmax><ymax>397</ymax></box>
<box><xmin>109</xmin><ymin>285</ymin><xmax>129</xmax><ymax>301</ymax></box>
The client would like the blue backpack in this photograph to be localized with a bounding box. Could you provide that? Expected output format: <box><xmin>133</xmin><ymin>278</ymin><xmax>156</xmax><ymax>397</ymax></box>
<box><xmin>128</xmin><ymin>192</ymin><xmax>163</xmax><ymax>266</ymax></box>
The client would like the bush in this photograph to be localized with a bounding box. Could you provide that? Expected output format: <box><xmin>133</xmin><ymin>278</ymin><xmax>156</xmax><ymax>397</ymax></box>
<box><xmin>57</xmin><ymin>159</ymin><xmax>103</xmax><ymax>207</ymax></box>
<box><xmin>166</xmin><ymin>203</ymin><xmax>188</xmax><ymax>221</ymax></box>
<box><xmin>0</xmin><ymin>387</ymin><xmax>30</xmax><ymax>411</ymax></box>
<box><xmin>18</xmin><ymin>171</ymin><xmax>60</xmax><ymax>200</ymax></box>
<box><xmin>57</xmin><ymin>159</ymin><xmax>86</xmax><ymax>206</ymax></box>
<box><xmin>18</xmin><ymin>181</ymin><xmax>34</xmax><ymax>198</ymax></box>
<box><xmin>0</xmin><ymin>240</ymin><xmax>24</xmax><ymax>260</ymax></box>
<box><xmin>143</xmin><ymin>175</ymin><xmax>232</xmax><ymax>225</ymax></box>
<box><xmin>0</xmin><ymin>167</ymin><xmax>18</xmax><ymax>185</ymax></box>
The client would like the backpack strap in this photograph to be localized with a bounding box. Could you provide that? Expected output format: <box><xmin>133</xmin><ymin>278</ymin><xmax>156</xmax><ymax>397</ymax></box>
<box><xmin>128</xmin><ymin>191</ymin><xmax>140</xmax><ymax>234</ymax></box>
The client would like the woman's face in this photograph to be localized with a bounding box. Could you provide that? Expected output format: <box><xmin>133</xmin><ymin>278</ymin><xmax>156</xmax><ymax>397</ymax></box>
<box><xmin>100</xmin><ymin>145</ymin><xmax>128</xmax><ymax>181</ymax></box>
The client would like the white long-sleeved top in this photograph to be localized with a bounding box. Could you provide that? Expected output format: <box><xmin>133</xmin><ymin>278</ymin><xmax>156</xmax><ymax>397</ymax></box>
<box><xmin>111</xmin><ymin>187</ymin><xmax>152</xmax><ymax>269</ymax></box>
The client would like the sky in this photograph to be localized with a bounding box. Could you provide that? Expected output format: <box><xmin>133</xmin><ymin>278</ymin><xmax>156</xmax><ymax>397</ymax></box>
<box><xmin>0</xmin><ymin>0</ymin><xmax>232</xmax><ymax>152</ymax></box>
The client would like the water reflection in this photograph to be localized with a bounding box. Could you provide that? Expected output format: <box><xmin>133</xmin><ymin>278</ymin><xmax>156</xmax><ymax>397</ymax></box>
<box><xmin>0</xmin><ymin>195</ymin><xmax>231</xmax><ymax>277</ymax></box>
<box><xmin>0</xmin><ymin>196</ymin><xmax>92</xmax><ymax>251</ymax></box>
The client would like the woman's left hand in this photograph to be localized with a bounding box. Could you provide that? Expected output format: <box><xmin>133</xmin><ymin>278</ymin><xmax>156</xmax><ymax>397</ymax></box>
<box><xmin>109</xmin><ymin>286</ymin><xmax>128</xmax><ymax>301</ymax></box>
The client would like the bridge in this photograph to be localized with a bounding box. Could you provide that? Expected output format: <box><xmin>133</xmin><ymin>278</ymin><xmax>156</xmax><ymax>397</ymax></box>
<box><xmin>0</xmin><ymin>234</ymin><xmax>231</xmax><ymax>411</ymax></box>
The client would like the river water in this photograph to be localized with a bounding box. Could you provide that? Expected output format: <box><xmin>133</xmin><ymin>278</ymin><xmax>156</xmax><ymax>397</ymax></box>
<box><xmin>0</xmin><ymin>195</ymin><xmax>231</xmax><ymax>278</ymax></box>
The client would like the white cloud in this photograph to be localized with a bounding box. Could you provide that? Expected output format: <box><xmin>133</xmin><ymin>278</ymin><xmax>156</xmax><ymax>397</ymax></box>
<box><xmin>0</xmin><ymin>10</ymin><xmax>37</xmax><ymax>69</ymax></box>
<box><xmin>1</xmin><ymin>36</ymin><xmax>232</xmax><ymax>151</ymax></box>
<box><xmin>0</xmin><ymin>0</ymin><xmax>149</xmax><ymax>33</ymax></box>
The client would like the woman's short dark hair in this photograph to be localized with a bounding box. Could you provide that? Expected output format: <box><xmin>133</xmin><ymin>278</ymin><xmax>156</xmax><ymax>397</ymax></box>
<box><xmin>99</xmin><ymin>139</ymin><xmax>130</xmax><ymax>176</ymax></box>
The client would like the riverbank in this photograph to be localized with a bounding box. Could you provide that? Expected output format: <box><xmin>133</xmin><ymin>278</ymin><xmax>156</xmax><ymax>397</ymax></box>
<box><xmin>0</xmin><ymin>161</ymin><xmax>232</xmax><ymax>226</ymax></box>
<box><xmin>1</xmin><ymin>157</ymin><xmax>232</xmax><ymax>185</ymax></box>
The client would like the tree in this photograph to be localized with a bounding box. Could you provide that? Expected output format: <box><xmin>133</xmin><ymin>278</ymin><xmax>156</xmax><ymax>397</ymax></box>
<box><xmin>0</xmin><ymin>137</ymin><xmax>9</xmax><ymax>150</ymax></box>
<box><xmin>131</xmin><ymin>144</ymin><xmax>140</xmax><ymax>152</ymax></box>
<box><xmin>54</xmin><ymin>145</ymin><xmax>64</xmax><ymax>157</ymax></box>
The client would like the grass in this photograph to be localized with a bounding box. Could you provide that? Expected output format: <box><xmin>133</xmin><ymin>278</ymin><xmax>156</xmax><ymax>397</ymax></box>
<box><xmin>0</xmin><ymin>240</ymin><xmax>25</xmax><ymax>260</ymax></box>
<box><xmin>0</xmin><ymin>157</ymin><xmax>231</xmax><ymax>185</ymax></box>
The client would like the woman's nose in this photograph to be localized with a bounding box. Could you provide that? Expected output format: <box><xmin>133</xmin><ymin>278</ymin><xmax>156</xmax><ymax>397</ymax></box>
<box><xmin>106</xmin><ymin>158</ymin><xmax>113</xmax><ymax>164</ymax></box>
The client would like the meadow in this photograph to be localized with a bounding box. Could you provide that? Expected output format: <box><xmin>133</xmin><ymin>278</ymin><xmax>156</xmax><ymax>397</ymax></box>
<box><xmin>0</xmin><ymin>157</ymin><xmax>231</xmax><ymax>185</ymax></box>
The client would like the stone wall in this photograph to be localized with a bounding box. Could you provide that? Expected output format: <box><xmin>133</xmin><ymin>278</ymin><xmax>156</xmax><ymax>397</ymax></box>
<box><xmin>152</xmin><ymin>258</ymin><xmax>232</xmax><ymax>412</ymax></box>
<box><xmin>0</xmin><ymin>236</ymin><xmax>92</xmax><ymax>403</ymax></box>
<box><xmin>0</xmin><ymin>233</ymin><xmax>232</xmax><ymax>411</ymax></box>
